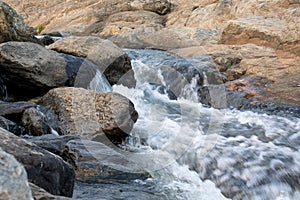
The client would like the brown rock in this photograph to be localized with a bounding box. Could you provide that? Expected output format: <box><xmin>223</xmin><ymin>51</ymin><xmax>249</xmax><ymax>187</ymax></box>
<box><xmin>4</xmin><ymin>0</ymin><xmax>171</xmax><ymax>35</ymax></box>
<box><xmin>41</xmin><ymin>87</ymin><xmax>138</xmax><ymax>144</ymax></box>
<box><xmin>0</xmin><ymin>1</ymin><xmax>38</xmax><ymax>44</ymax></box>
<box><xmin>219</xmin><ymin>16</ymin><xmax>300</xmax><ymax>55</ymax></box>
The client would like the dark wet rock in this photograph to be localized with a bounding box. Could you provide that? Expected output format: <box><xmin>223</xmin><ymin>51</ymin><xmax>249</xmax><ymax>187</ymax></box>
<box><xmin>0</xmin><ymin>147</ymin><xmax>33</xmax><ymax>200</ymax></box>
<box><xmin>30</xmin><ymin>183</ymin><xmax>71</xmax><ymax>200</ymax></box>
<box><xmin>27</xmin><ymin>134</ymin><xmax>79</xmax><ymax>167</ymax></box>
<box><xmin>0</xmin><ymin>1</ymin><xmax>39</xmax><ymax>44</ymax></box>
<box><xmin>0</xmin><ymin>116</ymin><xmax>26</xmax><ymax>136</ymax></box>
<box><xmin>0</xmin><ymin>128</ymin><xmax>75</xmax><ymax>197</ymax></box>
<box><xmin>21</xmin><ymin>107</ymin><xmax>52</xmax><ymax>136</ymax></box>
<box><xmin>42</xmin><ymin>87</ymin><xmax>138</xmax><ymax>144</ymax></box>
<box><xmin>48</xmin><ymin>36</ymin><xmax>135</xmax><ymax>87</ymax></box>
<box><xmin>66</xmin><ymin>139</ymin><xmax>150</xmax><ymax>183</ymax></box>
<box><xmin>0</xmin><ymin>101</ymin><xmax>36</xmax><ymax>121</ymax></box>
<box><xmin>0</xmin><ymin>42</ymin><xmax>68</xmax><ymax>99</ymax></box>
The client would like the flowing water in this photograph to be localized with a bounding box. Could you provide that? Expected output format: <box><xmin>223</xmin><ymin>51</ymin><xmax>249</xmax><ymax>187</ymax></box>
<box><xmin>76</xmin><ymin>49</ymin><xmax>300</xmax><ymax>200</ymax></box>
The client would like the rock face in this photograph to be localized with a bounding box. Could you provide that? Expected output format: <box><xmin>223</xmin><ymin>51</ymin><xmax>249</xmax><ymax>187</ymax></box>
<box><xmin>48</xmin><ymin>36</ymin><xmax>134</xmax><ymax>87</ymax></box>
<box><xmin>0</xmin><ymin>42</ymin><xmax>68</xmax><ymax>99</ymax></box>
<box><xmin>42</xmin><ymin>87</ymin><xmax>138</xmax><ymax>144</ymax></box>
<box><xmin>0</xmin><ymin>127</ymin><xmax>75</xmax><ymax>197</ymax></box>
<box><xmin>0</xmin><ymin>148</ymin><xmax>33</xmax><ymax>200</ymax></box>
<box><xmin>3</xmin><ymin>0</ymin><xmax>172</xmax><ymax>35</ymax></box>
<box><xmin>219</xmin><ymin>16</ymin><xmax>300</xmax><ymax>55</ymax></box>
<box><xmin>0</xmin><ymin>1</ymin><xmax>38</xmax><ymax>44</ymax></box>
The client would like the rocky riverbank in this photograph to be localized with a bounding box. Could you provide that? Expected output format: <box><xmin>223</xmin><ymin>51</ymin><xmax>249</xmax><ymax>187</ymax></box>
<box><xmin>0</xmin><ymin>0</ymin><xmax>299</xmax><ymax>199</ymax></box>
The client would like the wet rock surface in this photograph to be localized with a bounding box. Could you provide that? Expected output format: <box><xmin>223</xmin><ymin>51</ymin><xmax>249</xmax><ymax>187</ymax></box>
<box><xmin>0</xmin><ymin>147</ymin><xmax>33</xmax><ymax>200</ymax></box>
<box><xmin>0</xmin><ymin>128</ymin><xmax>75</xmax><ymax>197</ymax></box>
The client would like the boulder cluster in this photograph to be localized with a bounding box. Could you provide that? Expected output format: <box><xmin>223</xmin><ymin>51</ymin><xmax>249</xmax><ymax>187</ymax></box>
<box><xmin>0</xmin><ymin>1</ymin><xmax>142</xmax><ymax>199</ymax></box>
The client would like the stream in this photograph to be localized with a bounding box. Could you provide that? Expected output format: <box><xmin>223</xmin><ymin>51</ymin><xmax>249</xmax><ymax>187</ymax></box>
<box><xmin>75</xmin><ymin>49</ymin><xmax>300</xmax><ymax>200</ymax></box>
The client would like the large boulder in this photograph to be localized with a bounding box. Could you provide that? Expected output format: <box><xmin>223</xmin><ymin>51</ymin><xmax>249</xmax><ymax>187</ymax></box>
<box><xmin>27</xmin><ymin>134</ymin><xmax>150</xmax><ymax>184</ymax></box>
<box><xmin>48</xmin><ymin>36</ymin><xmax>135</xmax><ymax>87</ymax></box>
<box><xmin>66</xmin><ymin>139</ymin><xmax>150</xmax><ymax>183</ymax></box>
<box><xmin>0</xmin><ymin>42</ymin><xmax>107</xmax><ymax>100</ymax></box>
<box><xmin>41</xmin><ymin>87</ymin><xmax>138</xmax><ymax>144</ymax></box>
<box><xmin>0</xmin><ymin>148</ymin><xmax>33</xmax><ymax>200</ymax></box>
<box><xmin>0</xmin><ymin>1</ymin><xmax>38</xmax><ymax>44</ymax></box>
<box><xmin>0</xmin><ymin>42</ymin><xmax>68</xmax><ymax>99</ymax></box>
<box><xmin>0</xmin><ymin>127</ymin><xmax>75</xmax><ymax>197</ymax></box>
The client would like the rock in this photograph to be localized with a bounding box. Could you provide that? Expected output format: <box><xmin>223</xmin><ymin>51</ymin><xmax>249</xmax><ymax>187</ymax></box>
<box><xmin>0</xmin><ymin>116</ymin><xmax>26</xmax><ymax>136</ymax></box>
<box><xmin>27</xmin><ymin>134</ymin><xmax>79</xmax><ymax>167</ymax></box>
<box><xmin>0</xmin><ymin>1</ymin><xmax>38</xmax><ymax>44</ymax></box>
<box><xmin>0</xmin><ymin>42</ymin><xmax>68</xmax><ymax>99</ymax></box>
<box><xmin>219</xmin><ymin>16</ymin><xmax>300</xmax><ymax>55</ymax></box>
<box><xmin>27</xmin><ymin>135</ymin><xmax>150</xmax><ymax>185</ymax></box>
<box><xmin>99</xmin><ymin>10</ymin><xmax>164</xmax><ymax>39</ymax></box>
<box><xmin>0</xmin><ymin>148</ymin><xmax>33</xmax><ymax>200</ymax></box>
<box><xmin>4</xmin><ymin>0</ymin><xmax>171</xmax><ymax>35</ymax></box>
<box><xmin>41</xmin><ymin>87</ymin><xmax>138</xmax><ymax>144</ymax></box>
<box><xmin>0</xmin><ymin>101</ymin><xmax>36</xmax><ymax>121</ymax></box>
<box><xmin>0</xmin><ymin>127</ymin><xmax>75</xmax><ymax>197</ymax></box>
<box><xmin>59</xmin><ymin>52</ymin><xmax>112</xmax><ymax>91</ymax></box>
<box><xmin>30</xmin><ymin>183</ymin><xmax>71</xmax><ymax>200</ymax></box>
<box><xmin>48</xmin><ymin>36</ymin><xmax>135</xmax><ymax>87</ymax></box>
<box><xmin>66</xmin><ymin>139</ymin><xmax>150</xmax><ymax>183</ymax></box>
<box><xmin>21</xmin><ymin>107</ymin><xmax>52</xmax><ymax>136</ymax></box>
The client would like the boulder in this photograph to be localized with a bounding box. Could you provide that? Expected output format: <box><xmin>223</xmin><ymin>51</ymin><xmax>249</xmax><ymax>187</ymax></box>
<box><xmin>0</xmin><ymin>127</ymin><xmax>75</xmax><ymax>197</ymax></box>
<box><xmin>0</xmin><ymin>42</ymin><xmax>68</xmax><ymax>99</ymax></box>
<box><xmin>48</xmin><ymin>36</ymin><xmax>135</xmax><ymax>87</ymax></box>
<box><xmin>41</xmin><ymin>87</ymin><xmax>138</xmax><ymax>144</ymax></box>
<box><xmin>27</xmin><ymin>135</ymin><xmax>150</xmax><ymax>184</ymax></box>
<box><xmin>0</xmin><ymin>1</ymin><xmax>38</xmax><ymax>44</ymax></box>
<box><xmin>66</xmin><ymin>139</ymin><xmax>150</xmax><ymax>183</ymax></box>
<box><xmin>30</xmin><ymin>183</ymin><xmax>71</xmax><ymax>200</ymax></box>
<box><xmin>0</xmin><ymin>148</ymin><xmax>33</xmax><ymax>200</ymax></box>
<box><xmin>0</xmin><ymin>116</ymin><xmax>26</xmax><ymax>136</ymax></box>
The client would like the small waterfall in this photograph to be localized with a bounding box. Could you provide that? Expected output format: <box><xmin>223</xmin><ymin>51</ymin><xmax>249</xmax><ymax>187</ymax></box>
<box><xmin>88</xmin><ymin>69</ymin><xmax>112</xmax><ymax>93</ymax></box>
<box><xmin>109</xmin><ymin>49</ymin><xmax>300</xmax><ymax>199</ymax></box>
